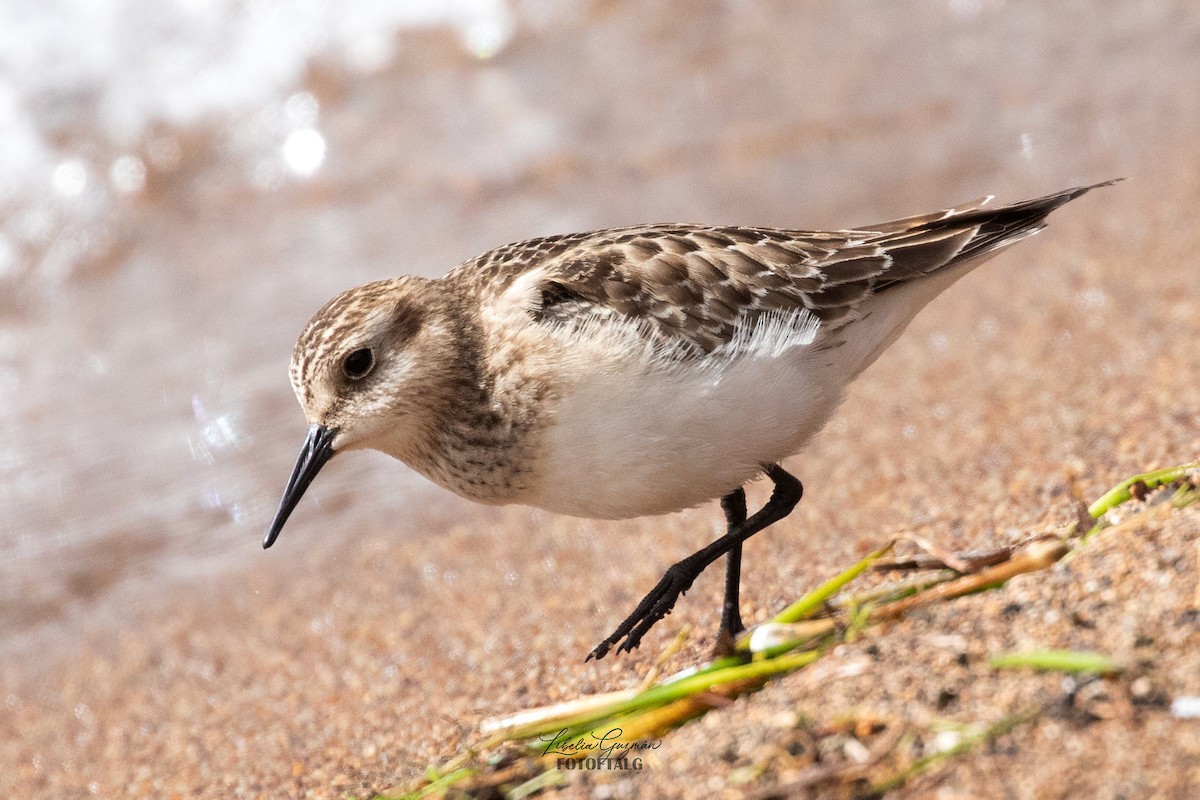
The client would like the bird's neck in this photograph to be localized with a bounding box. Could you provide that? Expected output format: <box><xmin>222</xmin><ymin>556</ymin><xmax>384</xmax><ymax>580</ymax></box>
<box><xmin>397</xmin><ymin>292</ymin><xmax>544</xmax><ymax>505</ymax></box>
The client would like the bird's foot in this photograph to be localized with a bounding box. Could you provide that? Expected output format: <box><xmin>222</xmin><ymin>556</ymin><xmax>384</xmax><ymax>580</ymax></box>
<box><xmin>586</xmin><ymin>561</ymin><xmax>699</xmax><ymax>661</ymax></box>
<box><xmin>711</xmin><ymin>614</ymin><xmax>745</xmax><ymax>659</ymax></box>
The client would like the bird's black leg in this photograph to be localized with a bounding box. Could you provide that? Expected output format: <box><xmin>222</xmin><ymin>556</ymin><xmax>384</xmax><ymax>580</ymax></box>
<box><xmin>587</xmin><ymin>465</ymin><xmax>803</xmax><ymax>661</ymax></box>
<box><xmin>714</xmin><ymin>489</ymin><xmax>747</xmax><ymax>655</ymax></box>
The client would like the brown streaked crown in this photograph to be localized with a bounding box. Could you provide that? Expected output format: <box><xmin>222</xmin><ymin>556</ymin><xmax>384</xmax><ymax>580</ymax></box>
<box><xmin>289</xmin><ymin>278</ymin><xmax>428</xmax><ymax>411</ymax></box>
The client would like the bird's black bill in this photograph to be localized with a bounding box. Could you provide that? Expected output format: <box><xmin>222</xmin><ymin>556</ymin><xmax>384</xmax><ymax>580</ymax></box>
<box><xmin>262</xmin><ymin>424</ymin><xmax>338</xmax><ymax>549</ymax></box>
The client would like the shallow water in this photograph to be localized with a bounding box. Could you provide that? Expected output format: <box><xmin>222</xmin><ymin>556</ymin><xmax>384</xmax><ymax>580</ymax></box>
<box><xmin>1</xmin><ymin>0</ymin><xmax>1196</xmax><ymax>652</ymax></box>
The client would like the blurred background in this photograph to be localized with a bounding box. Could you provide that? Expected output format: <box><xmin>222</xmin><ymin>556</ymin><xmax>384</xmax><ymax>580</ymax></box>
<box><xmin>2</xmin><ymin>0</ymin><xmax>1198</xmax><ymax>796</ymax></box>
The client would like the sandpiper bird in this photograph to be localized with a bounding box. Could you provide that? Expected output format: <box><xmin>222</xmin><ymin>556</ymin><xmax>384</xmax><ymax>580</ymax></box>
<box><xmin>263</xmin><ymin>181</ymin><xmax>1114</xmax><ymax>660</ymax></box>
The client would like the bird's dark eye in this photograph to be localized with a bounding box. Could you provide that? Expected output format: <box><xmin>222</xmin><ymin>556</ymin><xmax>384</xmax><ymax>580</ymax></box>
<box><xmin>341</xmin><ymin>348</ymin><xmax>375</xmax><ymax>379</ymax></box>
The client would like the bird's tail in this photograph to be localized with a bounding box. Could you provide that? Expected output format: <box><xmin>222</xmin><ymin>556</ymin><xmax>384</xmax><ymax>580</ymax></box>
<box><xmin>951</xmin><ymin>179</ymin><xmax>1123</xmax><ymax>263</ymax></box>
<box><xmin>863</xmin><ymin>178</ymin><xmax>1123</xmax><ymax>291</ymax></box>
<box><xmin>835</xmin><ymin>179</ymin><xmax>1121</xmax><ymax>379</ymax></box>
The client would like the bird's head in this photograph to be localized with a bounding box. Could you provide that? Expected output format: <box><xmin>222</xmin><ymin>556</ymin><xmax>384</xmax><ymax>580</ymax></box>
<box><xmin>262</xmin><ymin>276</ymin><xmax>464</xmax><ymax>548</ymax></box>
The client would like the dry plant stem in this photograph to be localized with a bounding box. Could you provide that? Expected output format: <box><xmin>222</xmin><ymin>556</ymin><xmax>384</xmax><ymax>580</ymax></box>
<box><xmin>540</xmin><ymin>680</ymin><xmax>764</xmax><ymax>768</ymax></box>
<box><xmin>873</xmin><ymin>545</ymin><xmax>1014</xmax><ymax>573</ymax></box>
<box><xmin>900</xmin><ymin>534</ymin><xmax>976</xmax><ymax>573</ymax></box>
<box><xmin>865</xmin><ymin>708</ymin><xmax>1042</xmax><ymax>796</ymax></box>
<box><xmin>867</xmin><ymin>538</ymin><xmax>1068</xmax><ymax>623</ymax></box>
<box><xmin>454</xmin><ymin>762</ymin><xmax>540</xmax><ymax>793</ymax></box>
<box><xmin>836</xmin><ymin>572</ymin><xmax>956</xmax><ymax>610</ymax></box>
<box><xmin>744</xmin><ymin>724</ymin><xmax>907</xmax><ymax>800</ymax></box>
<box><xmin>548</xmin><ymin>651</ymin><xmax>822</xmax><ymax>746</ymax></box>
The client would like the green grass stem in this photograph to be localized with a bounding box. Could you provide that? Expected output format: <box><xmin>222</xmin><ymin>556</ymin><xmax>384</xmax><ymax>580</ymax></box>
<box><xmin>989</xmin><ymin>649</ymin><xmax>1123</xmax><ymax>675</ymax></box>
<box><xmin>763</xmin><ymin>541</ymin><xmax>894</xmax><ymax>627</ymax></box>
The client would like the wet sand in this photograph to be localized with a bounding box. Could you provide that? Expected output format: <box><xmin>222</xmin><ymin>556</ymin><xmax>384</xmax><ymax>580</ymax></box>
<box><xmin>5</xmin><ymin>3</ymin><xmax>1200</xmax><ymax>798</ymax></box>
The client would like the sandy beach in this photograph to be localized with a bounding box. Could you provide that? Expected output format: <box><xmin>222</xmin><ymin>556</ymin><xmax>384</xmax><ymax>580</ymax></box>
<box><xmin>3</xmin><ymin>3</ymin><xmax>1199</xmax><ymax>798</ymax></box>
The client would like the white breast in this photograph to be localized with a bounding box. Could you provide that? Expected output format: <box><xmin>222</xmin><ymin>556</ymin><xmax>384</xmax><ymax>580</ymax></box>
<box><xmin>520</xmin><ymin>312</ymin><xmax>845</xmax><ymax>519</ymax></box>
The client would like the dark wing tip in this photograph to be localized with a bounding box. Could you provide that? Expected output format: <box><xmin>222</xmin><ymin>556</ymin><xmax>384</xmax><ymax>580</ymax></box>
<box><xmin>937</xmin><ymin>178</ymin><xmax>1124</xmax><ymax>231</ymax></box>
<box><xmin>865</xmin><ymin>179</ymin><xmax>1123</xmax><ymax>290</ymax></box>
<box><xmin>1028</xmin><ymin>177</ymin><xmax>1125</xmax><ymax>213</ymax></box>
